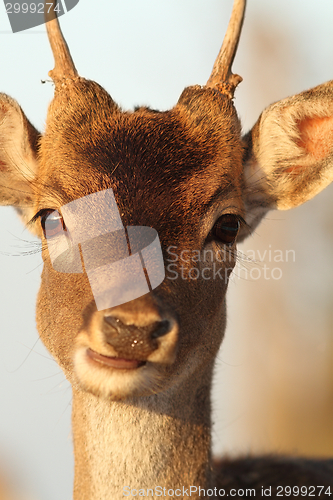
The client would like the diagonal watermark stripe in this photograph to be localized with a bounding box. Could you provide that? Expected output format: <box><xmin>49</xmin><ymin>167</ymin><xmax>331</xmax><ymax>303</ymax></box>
<box><xmin>43</xmin><ymin>188</ymin><xmax>165</xmax><ymax>311</ymax></box>
<box><xmin>4</xmin><ymin>0</ymin><xmax>80</xmax><ymax>33</ymax></box>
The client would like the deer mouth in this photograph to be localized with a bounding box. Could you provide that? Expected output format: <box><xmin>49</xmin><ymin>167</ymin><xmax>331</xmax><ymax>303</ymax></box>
<box><xmin>74</xmin><ymin>342</ymin><xmax>172</xmax><ymax>399</ymax></box>
<box><xmin>86</xmin><ymin>348</ymin><xmax>146</xmax><ymax>370</ymax></box>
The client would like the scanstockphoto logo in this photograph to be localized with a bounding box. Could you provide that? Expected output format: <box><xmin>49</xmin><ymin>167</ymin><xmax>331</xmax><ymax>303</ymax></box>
<box><xmin>4</xmin><ymin>0</ymin><xmax>79</xmax><ymax>33</ymax></box>
<box><xmin>42</xmin><ymin>187</ymin><xmax>295</xmax><ymax>311</ymax></box>
<box><xmin>43</xmin><ymin>189</ymin><xmax>165</xmax><ymax>311</ymax></box>
<box><xmin>165</xmin><ymin>245</ymin><xmax>296</xmax><ymax>282</ymax></box>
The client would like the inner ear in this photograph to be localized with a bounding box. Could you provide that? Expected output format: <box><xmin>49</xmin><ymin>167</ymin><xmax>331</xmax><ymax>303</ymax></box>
<box><xmin>297</xmin><ymin>116</ymin><xmax>333</xmax><ymax>161</ymax></box>
<box><xmin>0</xmin><ymin>94</ymin><xmax>41</xmax><ymax>227</ymax></box>
<box><xmin>239</xmin><ymin>81</ymin><xmax>333</xmax><ymax>239</ymax></box>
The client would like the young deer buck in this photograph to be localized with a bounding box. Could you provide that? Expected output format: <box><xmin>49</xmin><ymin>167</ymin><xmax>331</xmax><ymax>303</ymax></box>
<box><xmin>1</xmin><ymin>0</ymin><xmax>333</xmax><ymax>498</ymax></box>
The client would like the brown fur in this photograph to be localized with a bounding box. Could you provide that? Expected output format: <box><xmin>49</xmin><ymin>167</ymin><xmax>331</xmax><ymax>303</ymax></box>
<box><xmin>0</xmin><ymin>3</ymin><xmax>333</xmax><ymax>499</ymax></box>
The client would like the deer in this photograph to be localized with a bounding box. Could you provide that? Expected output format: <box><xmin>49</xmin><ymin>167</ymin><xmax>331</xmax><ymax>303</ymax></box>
<box><xmin>1</xmin><ymin>0</ymin><xmax>333</xmax><ymax>498</ymax></box>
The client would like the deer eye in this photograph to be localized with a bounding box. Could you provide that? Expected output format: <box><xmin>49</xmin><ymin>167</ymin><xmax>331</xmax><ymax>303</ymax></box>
<box><xmin>40</xmin><ymin>210</ymin><xmax>66</xmax><ymax>238</ymax></box>
<box><xmin>212</xmin><ymin>214</ymin><xmax>240</xmax><ymax>246</ymax></box>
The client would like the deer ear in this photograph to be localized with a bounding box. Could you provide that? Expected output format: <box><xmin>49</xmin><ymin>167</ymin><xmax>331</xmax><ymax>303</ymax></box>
<box><xmin>0</xmin><ymin>93</ymin><xmax>40</xmax><ymax>226</ymax></box>
<box><xmin>240</xmin><ymin>80</ymin><xmax>333</xmax><ymax>238</ymax></box>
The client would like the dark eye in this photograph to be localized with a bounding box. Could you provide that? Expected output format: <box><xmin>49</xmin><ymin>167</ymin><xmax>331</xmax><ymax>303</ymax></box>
<box><xmin>212</xmin><ymin>214</ymin><xmax>240</xmax><ymax>246</ymax></box>
<box><xmin>40</xmin><ymin>210</ymin><xmax>66</xmax><ymax>238</ymax></box>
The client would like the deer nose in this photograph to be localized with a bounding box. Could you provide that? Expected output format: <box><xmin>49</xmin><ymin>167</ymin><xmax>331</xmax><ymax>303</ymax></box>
<box><xmin>102</xmin><ymin>314</ymin><xmax>174</xmax><ymax>359</ymax></box>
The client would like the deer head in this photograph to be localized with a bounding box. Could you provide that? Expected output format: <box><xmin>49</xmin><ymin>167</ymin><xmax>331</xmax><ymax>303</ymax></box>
<box><xmin>0</xmin><ymin>0</ymin><xmax>333</xmax><ymax>407</ymax></box>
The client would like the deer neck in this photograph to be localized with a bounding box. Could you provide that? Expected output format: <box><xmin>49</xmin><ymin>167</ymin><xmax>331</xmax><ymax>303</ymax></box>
<box><xmin>72</xmin><ymin>371</ymin><xmax>214</xmax><ymax>500</ymax></box>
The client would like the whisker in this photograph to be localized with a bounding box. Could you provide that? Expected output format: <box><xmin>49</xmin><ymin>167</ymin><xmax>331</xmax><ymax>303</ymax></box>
<box><xmin>6</xmin><ymin>336</ymin><xmax>40</xmax><ymax>373</ymax></box>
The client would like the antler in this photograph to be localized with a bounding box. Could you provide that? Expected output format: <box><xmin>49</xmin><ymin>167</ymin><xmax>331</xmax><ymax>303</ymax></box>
<box><xmin>206</xmin><ymin>0</ymin><xmax>246</xmax><ymax>99</ymax></box>
<box><xmin>44</xmin><ymin>0</ymin><xmax>78</xmax><ymax>83</ymax></box>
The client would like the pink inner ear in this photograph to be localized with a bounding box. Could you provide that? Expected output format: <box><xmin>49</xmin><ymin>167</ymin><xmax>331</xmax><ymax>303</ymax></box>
<box><xmin>298</xmin><ymin>115</ymin><xmax>333</xmax><ymax>160</ymax></box>
<box><xmin>0</xmin><ymin>160</ymin><xmax>8</xmax><ymax>172</ymax></box>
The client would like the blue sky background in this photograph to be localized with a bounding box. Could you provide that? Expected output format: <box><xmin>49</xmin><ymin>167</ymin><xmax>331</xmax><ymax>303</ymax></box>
<box><xmin>0</xmin><ymin>1</ymin><xmax>333</xmax><ymax>499</ymax></box>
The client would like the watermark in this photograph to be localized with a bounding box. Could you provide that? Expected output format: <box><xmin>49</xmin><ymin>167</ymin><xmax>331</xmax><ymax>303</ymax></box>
<box><xmin>233</xmin><ymin>245</ymin><xmax>296</xmax><ymax>282</ymax></box>
<box><xmin>42</xmin><ymin>189</ymin><xmax>296</xmax><ymax>311</ymax></box>
<box><xmin>4</xmin><ymin>0</ymin><xmax>80</xmax><ymax>33</ymax></box>
<box><xmin>43</xmin><ymin>188</ymin><xmax>165</xmax><ymax>310</ymax></box>
<box><xmin>123</xmin><ymin>485</ymin><xmax>256</xmax><ymax>497</ymax></box>
<box><xmin>165</xmin><ymin>245</ymin><xmax>296</xmax><ymax>282</ymax></box>
<box><xmin>122</xmin><ymin>485</ymin><xmax>331</xmax><ymax>497</ymax></box>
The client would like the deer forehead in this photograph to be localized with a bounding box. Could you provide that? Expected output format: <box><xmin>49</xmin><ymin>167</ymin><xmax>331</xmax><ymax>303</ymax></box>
<box><xmin>37</xmin><ymin>81</ymin><xmax>244</xmax><ymax>235</ymax></box>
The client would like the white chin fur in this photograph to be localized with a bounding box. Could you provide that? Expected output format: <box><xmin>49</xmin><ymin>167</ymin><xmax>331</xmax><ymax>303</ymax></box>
<box><xmin>73</xmin><ymin>347</ymin><xmax>166</xmax><ymax>400</ymax></box>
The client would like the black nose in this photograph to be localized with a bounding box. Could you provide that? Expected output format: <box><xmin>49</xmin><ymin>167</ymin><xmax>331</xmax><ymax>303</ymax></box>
<box><xmin>102</xmin><ymin>315</ymin><xmax>173</xmax><ymax>358</ymax></box>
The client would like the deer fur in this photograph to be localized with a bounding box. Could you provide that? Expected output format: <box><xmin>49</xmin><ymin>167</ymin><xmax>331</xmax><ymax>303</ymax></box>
<box><xmin>0</xmin><ymin>1</ymin><xmax>333</xmax><ymax>499</ymax></box>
